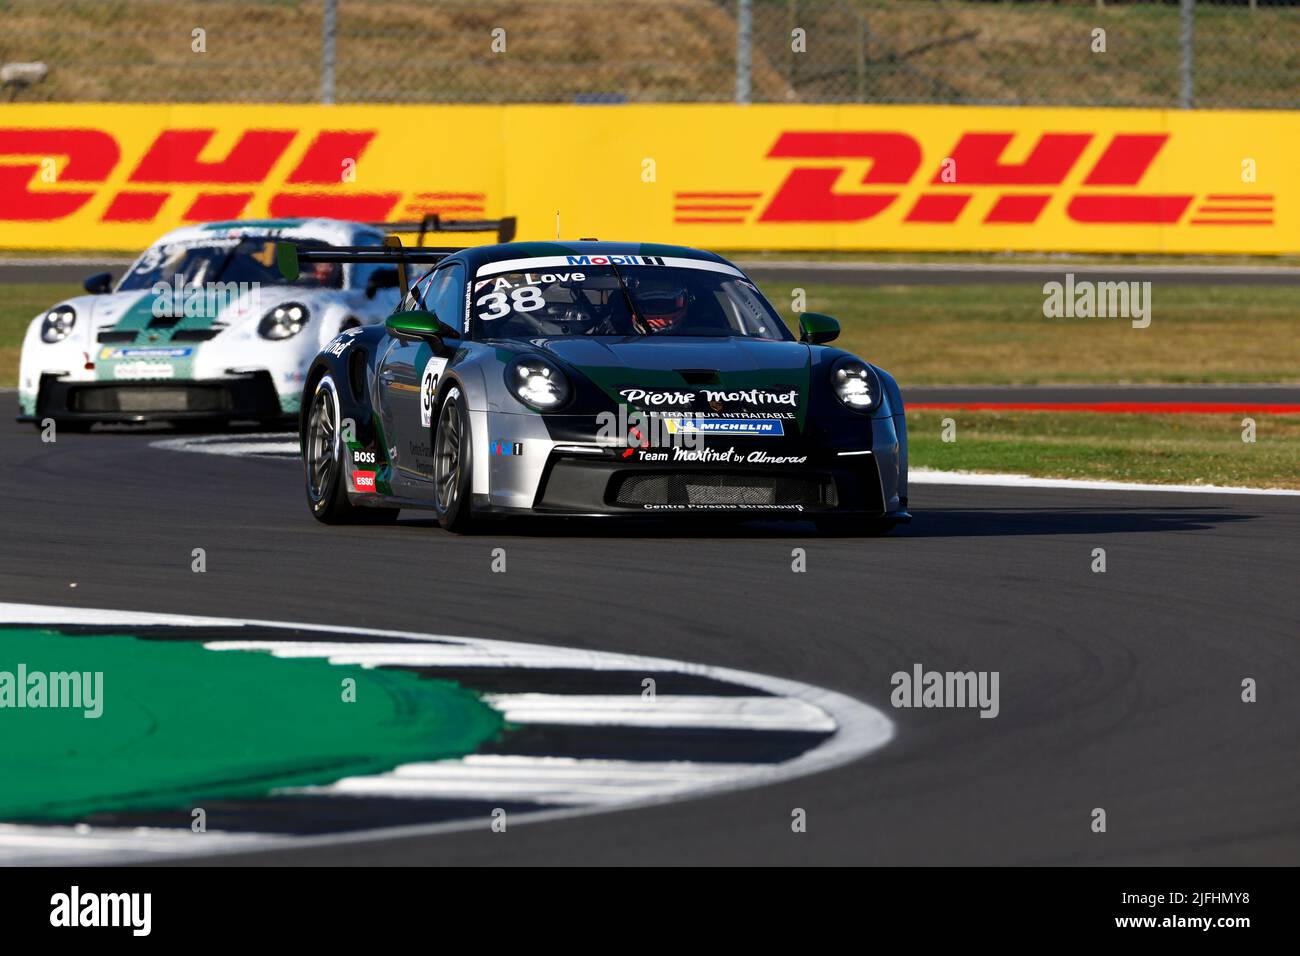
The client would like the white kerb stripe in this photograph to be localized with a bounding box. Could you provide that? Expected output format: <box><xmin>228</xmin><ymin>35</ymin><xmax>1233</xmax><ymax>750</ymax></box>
<box><xmin>909</xmin><ymin>468</ymin><xmax>1300</xmax><ymax>496</ymax></box>
<box><xmin>203</xmin><ymin>640</ymin><xmax>687</xmax><ymax>672</ymax></box>
<box><xmin>283</xmin><ymin>755</ymin><xmax>757</xmax><ymax>806</ymax></box>
<box><xmin>481</xmin><ymin>693</ymin><xmax>836</xmax><ymax>731</ymax></box>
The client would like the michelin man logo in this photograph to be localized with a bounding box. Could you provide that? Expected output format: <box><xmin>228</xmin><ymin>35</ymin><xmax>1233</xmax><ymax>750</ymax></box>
<box><xmin>420</xmin><ymin>356</ymin><xmax>449</xmax><ymax>428</ymax></box>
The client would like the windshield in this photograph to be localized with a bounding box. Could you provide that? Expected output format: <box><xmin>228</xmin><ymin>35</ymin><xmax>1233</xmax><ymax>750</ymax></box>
<box><xmin>471</xmin><ymin>258</ymin><xmax>792</xmax><ymax>341</ymax></box>
<box><xmin>117</xmin><ymin>238</ymin><xmax>342</xmax><ymax>292</ymax></box>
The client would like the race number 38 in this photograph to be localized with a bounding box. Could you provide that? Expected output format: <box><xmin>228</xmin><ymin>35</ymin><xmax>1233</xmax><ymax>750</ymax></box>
<box><xmin>476</xmin><ymin>287</ymin><xmax>545</xmax><ymax>320</ymax></box>
<box><xmin>420</xmin><ymin>356</ymin><xmax>449</xmax><ymax>428</ymax></box>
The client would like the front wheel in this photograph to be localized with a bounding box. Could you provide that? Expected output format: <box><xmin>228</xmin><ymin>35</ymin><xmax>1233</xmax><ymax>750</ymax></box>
<box><xmin>304</xmin><ymin>374</ymin><xmax>398</xmax><ymax>525</ymax></box>
<box><xmin>433</xmin><ymin>384</ymin><xmax>475</xmax><ymax>533</ymax></box>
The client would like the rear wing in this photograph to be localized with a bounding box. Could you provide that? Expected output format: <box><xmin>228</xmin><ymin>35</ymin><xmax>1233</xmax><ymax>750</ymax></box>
<box><xmin>277</xmin><ymin>213</ymin><xmax>515</xmax><ymax>297</ymax></box>
<box><xmin>374</xmin><ymin>213</ymin><xmax>517</xmax><ymax>246</ymax></box>
<box><xmin>277</xmin><ymin>237</ymin><xmax>449</xmax><ymax>299</ymax></box>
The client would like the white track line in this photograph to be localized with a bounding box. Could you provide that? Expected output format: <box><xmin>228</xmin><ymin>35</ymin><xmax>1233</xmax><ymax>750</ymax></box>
<box><xmin>205</xmin><ymin>640</ymin><xmax>690</xmax><ymax>672</ymax></box>
<box><xmin>482</xmin><ymin>693</ymin><xmax>835</xmax><ymax>731</ymax></box>
<box><xmin>910</xmin><ymin>468</ymin><xmax>1300</xmax><ymax>496</ymax></box>
<box><xmin>152</xmin><ymin>434</ymin><xmax>297</xmax><ymax>457</ymax></box>
<box><xmin>0</xmin><ymin>824</ymin><xmax>273</xmax><ymax>866</ymax></box>
<box><xmin>285</xmin><ymin>755</ymin><xmax>756</xmax><ymax>806</ymax></box>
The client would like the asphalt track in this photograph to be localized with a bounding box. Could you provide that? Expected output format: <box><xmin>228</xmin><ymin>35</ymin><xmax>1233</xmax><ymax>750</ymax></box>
<box><xmin>1</xmin><ymin>413</ymin><xmax>1297</xmax><ymax>865</ymax></box>
<box><xmin>6</xmin><ymin>257</ymin><xmax>1300</xmax><ymax>287</ymax></box>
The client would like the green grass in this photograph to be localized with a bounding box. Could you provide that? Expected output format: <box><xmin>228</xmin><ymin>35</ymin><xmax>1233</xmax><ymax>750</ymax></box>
<box><xmin>0</xmin><ymin>283</ymin><xmax>71</xmax><ymax>387</ymax></box>
<box><xmin>908</xmin><ymin>410</ymin><xmax>1300</xmax><ymax>490</ymax></box>
<box><xmin>781</xmin><ymin>284</ymin><xmax>1300</xmax><ymax>386</ymax></box>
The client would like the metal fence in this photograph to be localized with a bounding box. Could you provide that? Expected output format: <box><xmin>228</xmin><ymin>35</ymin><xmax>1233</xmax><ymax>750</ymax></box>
<box><xmin>0</xmin><ymin>0</ymin><xmax>1295</xmax><ymax>108</ymax></box>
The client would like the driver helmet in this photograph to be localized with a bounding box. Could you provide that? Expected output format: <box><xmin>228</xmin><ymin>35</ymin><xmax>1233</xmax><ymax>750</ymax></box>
<box><xmin>634</xmin><ymin>280</ymin><xmax>690</xmax><ymax>332</ymax></box>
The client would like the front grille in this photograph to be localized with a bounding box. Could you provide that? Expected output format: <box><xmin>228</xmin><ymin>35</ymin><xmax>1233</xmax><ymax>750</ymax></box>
<box><xmin>70</xmin><ymin>385</ymin><xmax>234</xmax><ymax>414</ymax></box>
<box><xmin>96</xmin><ymin>330</ymin><xmax>137</xmax><ymax>343</ymax></box>
<box><xmin>169</xmin><ymin>328</ymin><xmax>221</xmax><ymax>342</ymax></box>
<box><xmin>612</xmin><ymin>471</ymin><xmax>833</xmax><ymax>508</ymax></box>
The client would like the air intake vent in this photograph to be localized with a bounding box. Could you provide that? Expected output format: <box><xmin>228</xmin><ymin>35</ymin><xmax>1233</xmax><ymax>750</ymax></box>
<box><xmin>612</xmin><ymin>472</ymin><xmax>834</xmax><ymax>508</ymax></box>
<box><xmin>677</xmin><ymin>369</ymin><xmax>719</xmax><ymax>385</ymax></box>
<box><xmin>170</xmin><ymin>328</ymin><xmax>221</xmax><ymax>342</ymax></box>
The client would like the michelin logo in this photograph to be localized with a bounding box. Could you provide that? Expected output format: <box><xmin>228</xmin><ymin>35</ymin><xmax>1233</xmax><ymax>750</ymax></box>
<box><xmin>664</xmin><ymin>418</ymin><xmax>784</xmax><ymax>437</ymax></box>
<box><xmin>99</xmin><ymin>347</ymin><xmax>191</xmax><ymax>360</ymax></box>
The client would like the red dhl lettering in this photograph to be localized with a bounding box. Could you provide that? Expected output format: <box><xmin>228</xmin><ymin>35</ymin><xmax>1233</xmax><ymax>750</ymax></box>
<box><xmin>752</xmin><ymin>130</ymin><xmax>1194</xmax><ymax>226</ymax></box>
<box><xmin>0</xmin><ymin>127</ymin><xmax>408</xmax><ymax>223</ymax></box>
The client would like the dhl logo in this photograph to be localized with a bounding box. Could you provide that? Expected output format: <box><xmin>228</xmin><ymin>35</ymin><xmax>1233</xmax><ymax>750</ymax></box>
<box><xmin>0</xmin><ymin>104</ymin><xmax>1292</xmax><ymax>253</ymax></box>
<box><xmin>0</xmin><ymin>127</ymin><xmax>486</xmax><ymax>223</ymax></box>
<box><xmin>675</xmin><ymin>131</ymin><xmax>1275</xmax><ymax>227</ymax></box>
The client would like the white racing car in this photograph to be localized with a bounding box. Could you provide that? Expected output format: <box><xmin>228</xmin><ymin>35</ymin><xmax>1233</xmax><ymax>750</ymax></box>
<box><xmin>16</xmin><ymin>215</ymin><xmax>513</xmax><ymax>428</ymax></box>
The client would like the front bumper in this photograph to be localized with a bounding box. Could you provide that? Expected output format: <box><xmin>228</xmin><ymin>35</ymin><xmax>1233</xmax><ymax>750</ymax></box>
<box><xmin>475</xmin><ymin>409</ymin><xmax>906</xmax><ymax>519</ymax></box>
<box><xmin>526</xmin><ymin>451</ymin><xmax>886</xmax><ymax>516</ymax></box>
<box><xmin>23</xmin><ymin>371</ymin><xmax>286</xmax><ymax>424</ymax></box>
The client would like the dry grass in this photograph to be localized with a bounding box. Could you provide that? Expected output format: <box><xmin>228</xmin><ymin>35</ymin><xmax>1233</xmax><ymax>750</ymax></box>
<box><xmin>0</xmin><ymin>0</ymin><xmax>1292</xmax><ymax>105</ymax></box>
<box><xmin>0</xmin><ymin>0</ymin><xmax>789</xmax><ymax>103</ymax></box>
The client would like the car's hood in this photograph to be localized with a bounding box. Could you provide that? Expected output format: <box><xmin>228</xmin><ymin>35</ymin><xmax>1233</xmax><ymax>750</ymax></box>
<box><xmin>86</xmin><ymin>284</ymin><xmax>342</xmax><ymax>334</ymax></box>
<box><xmin>524</xmin><ymin>335</ymin><xmax>812</xmax><ymax>419</ymax></box>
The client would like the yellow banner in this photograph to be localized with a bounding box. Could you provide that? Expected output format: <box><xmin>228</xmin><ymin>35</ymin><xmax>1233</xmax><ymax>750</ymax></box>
<box><xmin>1</xmin><ymin>103</ymin><xmax>1295</xmax><ymax>253</ymax></box>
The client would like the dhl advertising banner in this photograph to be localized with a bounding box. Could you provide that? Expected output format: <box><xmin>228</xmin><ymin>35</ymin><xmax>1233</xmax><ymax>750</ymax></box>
<box><xmin>0</xmin><ymin>103</ymin><xmax>1295</xmax><ymax>253</ymax></box>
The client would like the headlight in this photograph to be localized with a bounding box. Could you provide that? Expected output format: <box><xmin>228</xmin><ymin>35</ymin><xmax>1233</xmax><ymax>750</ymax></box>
<box><xmin>831</xmin><ymin>358</ymin><xmax>881</xmax><ymax>412</ymax></box>
<box><xmin>40</xmin><ymin>306</ymin><xmax>77</xmax><ymax>343</ymax></box>
<box><xmin>508</xmin><ymin>357</ymin><xmax>570</xmax><ymax>410</ymax></box>
<box><xmin>258</xmin><ymin>302</ymin><xmax>309</xmax><ymax>340</ymax></box>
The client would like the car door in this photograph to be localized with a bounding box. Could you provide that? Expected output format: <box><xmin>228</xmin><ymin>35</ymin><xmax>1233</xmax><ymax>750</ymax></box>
<box><xmin>376</xmin><ymin>263</ymin><xmax>462</xmax><ymax>493</ymax></box>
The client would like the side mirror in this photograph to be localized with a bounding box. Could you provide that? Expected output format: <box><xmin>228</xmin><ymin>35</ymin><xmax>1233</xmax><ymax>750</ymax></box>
<box><xmin>83</xmin><ymin>272</ymin><xmax>113</xmax><ymax>295</ymax></box>
<box><xmin>365</xmin><ymin>267</ymin><xmax>399</xmax><ymax>299</ymax></box>
<box><xmin>799</xmin><ymin>311</ymin><xmax>840</xmax><ymax>344</ymax></box>
<box><xmin>386</xmin><ymin>309</ymin><xmax>460</xmax><ymax>342</ymax></box>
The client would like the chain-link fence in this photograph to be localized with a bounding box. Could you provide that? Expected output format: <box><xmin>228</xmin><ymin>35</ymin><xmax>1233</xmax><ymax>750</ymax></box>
<box><xmin>0</xmin><ymin>0</ymin><xmax>1295</xmax><ymax>107</ymax></box>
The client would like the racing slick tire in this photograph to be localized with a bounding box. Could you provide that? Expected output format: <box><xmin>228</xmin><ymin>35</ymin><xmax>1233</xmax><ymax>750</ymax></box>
<box><xmin>304</xmin><ymin>373</ymin><xmax>399</xmax><ymax>525</ymax></box>
<box><xmin>433</xmin><ymin>384</ymin><xmax>475</xmax><ymax>534</ymax></box>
